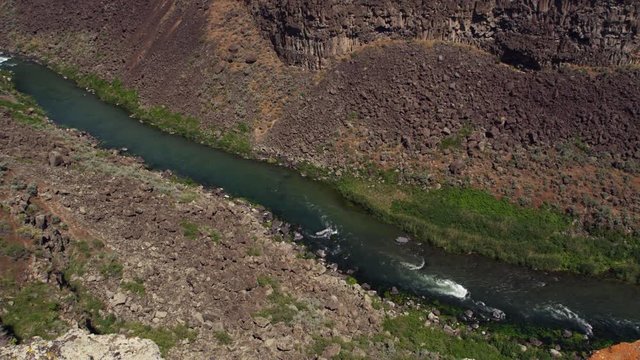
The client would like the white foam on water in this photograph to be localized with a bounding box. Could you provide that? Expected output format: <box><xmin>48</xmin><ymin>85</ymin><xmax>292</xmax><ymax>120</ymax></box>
<box><xmin>312</xmin><ymin>226</ymin><xmax>338</xmax><ymax>239</ymax></box>
<box><xmin>401</xmin><ymin>257</ymin><xmax>426</xmax><ymax>271</ymax></box>
<box><xmin>415</xmin><ymin>273</ymin><xmax>469</xmax><ymax>299</ymax></box>
<box><xmin>0</xmin><ymin>55</ymin><xmax>9</xmax><ymax>64</ymax></box>
<box><xmin>538</xmin><ymin>303</ymin><xmax>594</xmax><ymax>336</ymax></box>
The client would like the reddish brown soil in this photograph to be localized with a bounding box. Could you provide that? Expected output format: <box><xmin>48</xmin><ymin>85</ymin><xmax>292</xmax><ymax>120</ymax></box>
<box><xmin>0</xmin><ymin>210</ymin><xmax>29</xmax><ymax>286</ymax></box>
<box><xmin>590</xmin><ymin>340</ymin><xmax>640</xmax><ymax>360</ymax></box>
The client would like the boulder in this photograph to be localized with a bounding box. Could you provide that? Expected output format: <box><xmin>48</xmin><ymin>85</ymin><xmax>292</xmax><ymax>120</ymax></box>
<box><xmin>276</xmin><ymin>336</ymin><xmax>295</xmax><ymax>351</ymax></box>
<box><xmin>449</xmin><ymin>159</ymin><xmax>465</xmax><ymax>175</ymax></box>
<box><xmin>322</xmin><ymin>343</ymin><xmax>342</xmax><ymax>358</ymax></box>
<box><xmin>48</xmin><ymin>151</ymin><xmax>64</xmax><ymax>167</ymax></box>
<box><xmin>395</xmin><ymin>236</ymin><xmax>410</xmax><ymax>244</ymax></box>
<box><xmin>110</xmin><ymin>292</ymin><xmax>127</xmax><ymax>307</ymax></box>
<box><xmin>35</xmin><ymin>215</ymin><xmax>47</xmax><ymax>230</ymax></box>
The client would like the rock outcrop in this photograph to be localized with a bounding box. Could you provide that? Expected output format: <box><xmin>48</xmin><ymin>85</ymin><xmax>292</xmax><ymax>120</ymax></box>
<box><xmin>589</xmin><ymin>339</ymin><xmax>640</xmax><ymax>360</ymax></box>
<box><xmin>0</xmin><ymin>328</ymin><xmax>162</xmax><ymax>360</ymax></box>
<box><xmin>246</xmin><ymin>0</ymin><xmax>640</xmax><ymax>69</ymax></box>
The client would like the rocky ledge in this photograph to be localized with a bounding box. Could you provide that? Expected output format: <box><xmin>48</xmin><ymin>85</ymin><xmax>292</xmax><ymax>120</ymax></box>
<box><xmin>0</xmin><ymin>328</ymin><xmax>162</xmax><ymax>360</ymax></box>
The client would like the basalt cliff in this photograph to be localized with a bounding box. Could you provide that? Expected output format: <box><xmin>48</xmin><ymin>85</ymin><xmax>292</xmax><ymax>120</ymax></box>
<box><xmin>246</xmin><ymin>0</ymin><xmax>640</xmax><ymax>70</ymax></box>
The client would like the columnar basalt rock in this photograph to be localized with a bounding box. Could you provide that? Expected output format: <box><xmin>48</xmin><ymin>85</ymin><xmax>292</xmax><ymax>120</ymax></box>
<box><xmin>245</xmin><ymin>0</ymin><xmax>640</xmax><ymax>69</ymax></box>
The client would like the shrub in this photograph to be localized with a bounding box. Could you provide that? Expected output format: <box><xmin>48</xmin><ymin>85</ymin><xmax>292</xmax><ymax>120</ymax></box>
<box><xmin>181</xmin><ymin>221</ymin><xmax>199</xmax><ymax>240</ymax></box>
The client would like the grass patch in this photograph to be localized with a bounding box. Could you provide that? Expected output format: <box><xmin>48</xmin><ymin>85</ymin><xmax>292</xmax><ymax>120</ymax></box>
<box><xmin>337</xmin><ymin>177</ymin><xmax>640</xmax><ymax>283</ymax></box>
<box><xmin>121</xmin><ymin>278</ymin><xmax>145</xmax><ymax>296</ymax></box>
<box><xmin>345</xmin><ymin>276</ymin><xmax>358</xmax><ymax>286</ymax></box>
<box><xmin>255</xmin><ymin>277</ymin><xmax>306</xmax><ymax>325</ymax></box>
<box><xmin>0</xmin><ymin>71</ymin><xmax>47</xmax><ymax>129</ymax></box>
<box><xmin>207</xmin><ymin>228</ymin><xmax>221</xmax><ymax>243</ymax></box>
<box><xmin>217</xmin><ymin>123</ymin><xmax>251</xmax><ymax>155</ymax></box>
<box><xmin>180</xmin><ymin>220</ymin><xmax>200</xmax><ymax>240</ymax></box>
<box><xmin>439</xmin><ymin>124</ymin><xmax>473</xmax><ymax>151</ymax></box>
<box><xmin>256</xmin><ymin>275</ymin><xmax>279</xmax><ymax>288</ymax></box>
<box><xmin>213</xmin><ymin>330</ymin><xmax>233</xmax><ymax>345</ymax></box>
<box><xmin>2</xmin><ymin>282</ymin><xmax>67</xmax><ymax>341</ymax></box>
<box><xmin>297</xmin><ymin>161</ymin><xmax>330</xmax><ymax>179</ymax></box>
<box><xmin>124</xmin><ymin>323</ymin><xmax>197</xmax><ymax>356</ymax></box>
<box><xmin>246</xmin><ymin>244</ymin><xmax>262</xmax><ymax>257</ymax></box>
<box><xmin>99</xmin><ymin>256</ymin><xmax>124</xmax><ymax>279</ymax></box>
<box><xmin>255</xmin><ymin>291</ymin><xmax>306</xmax><ymax>325</ymax></box>
<box><xmin>384</xmin><ymin>310</ymin><xmax>546</xmax><ymax>360</ymax></box>
<box><xmin>178</xmin><ymin>191</ymin><xmax>198</xmax><ymax>204</ymax></box>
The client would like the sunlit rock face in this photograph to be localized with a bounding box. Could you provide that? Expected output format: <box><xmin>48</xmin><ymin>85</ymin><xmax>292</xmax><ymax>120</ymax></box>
<box><xmin>589</xmin><ymin>339</ymin><xmax>640</xmax><ymax>360</ymax></box>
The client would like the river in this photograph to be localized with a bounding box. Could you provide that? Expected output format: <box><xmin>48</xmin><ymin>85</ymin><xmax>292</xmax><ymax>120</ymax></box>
<box><xmin>2</xmin><ymin>55</ymin><xmax>639</xmax><ymax>341</ymax></box>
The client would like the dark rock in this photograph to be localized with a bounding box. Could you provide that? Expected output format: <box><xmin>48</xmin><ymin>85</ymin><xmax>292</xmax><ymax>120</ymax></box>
<box><xmin>48</xmin><ymin>151</ymin><xmax>64</xmax><ymax>167</ymax></box>
<box><xmin>245</xmin><ymin>53</ymin><xmax>258</xmax><ymax>64</ymax></box>
<box><xmin>449</xmin><ymin>160</ymin><xmax>465</xmax><ymax>175</ymax></box>
<box><xmin>35</xmin><ymin>214</ymin><xmax>47</xmax><ymax>230</ymax></box>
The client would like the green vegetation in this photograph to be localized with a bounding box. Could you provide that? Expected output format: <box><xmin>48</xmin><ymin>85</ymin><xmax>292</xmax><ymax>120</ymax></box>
<box><xmin>124</xmin><ymin>323</ymin><xmax>197</xmax><ymax>356</ymax></box>
<box><xmin>178</xmin><ymin>191</ymin><xmax>198</xmax><ymax>204</ymax></box>
<box><xmin>337</xmin><ymin>177</ymin><xmax>640</xmax><ymax>283</ymax></box>
<box><xmin>2</xmin><ymin>282</ymin><xmax>67</xmax><ymax>341</ymax></box>
<box><xmin>255</xmin><ymin>291</ymin><xmax>306</xmax><ymax>324</ymax></box>
<box><xmin>181</xmin><ymin>220</ymin><xmax>200</xmax><ymax>240</ymax></box>
<box><xmin>121</xmin><ymin>278</ymin><xmax>145</xmax><ymax>295</ymax></box>
<box><xmin>345</xmin><ymin>276</ymin><xmax>358</xmax><ymax>286</ymax></box>
<box><xmin>255</xmin><ymin>276</ymin><xmax>306</xmax><ymax>324</ymax></box>
<box><xmin>0</xmin><ymin>70</ymin><xmax>47</xmax><ymax>129</ymax></box>
<box><xmin>180</xmin><ymin>221</ymin><xmax>222</xmax><ymax>243</ymax></box>
<box><xmin>308</xmin><ymin>335</ymin><xmax>365</xmax><ymax>359</ymax></box>
<box><xmin>0</xmin><ymin>237</ymin><xmax>29</xmax><ymax>258</ymax></box>
<box><xmin>213</xmin><ymin>330</ymin><xmax>233</xmax><ymax>345</ymax></box>
<box><xmin>54</xmin><ymin>66</ymin><xmax>252</xmax><ymax>157</ymax></box>
<box><xmin>383</xmin><ymin>310</ymin><xmax>534</xmax><ymax>360</ymax></box>
<box><xmin>256</xmin><ymin>275</ymin><xmax>279</xmax><ymax>288</ymax></box>
<box><xmin>208</xmin><ymin>228</ymin><xmax>221</xmax><ymax>243</ymax></box>
<box><xmin>99</xmin><ymin>256</ymin><xmax>124</xmax><ymax>279</ymax></box>
<box><xmin>439</xmin><ymin>124</ymin><xmax>473</xmax><ymax>150</ymax></box>
<box><xmin>246</xmin><ymin>244</ymin><xmax>263</xmax><ymax>257</ymax></box>
<box><xmin>297</xmin><ymin>161</ymin><xmax>330</xmax><ymax>179</ymax></box>
<box><xmin>217</xmin><ymin>122</ymin><xmax>251</xmax><ymax>155</ymax></box>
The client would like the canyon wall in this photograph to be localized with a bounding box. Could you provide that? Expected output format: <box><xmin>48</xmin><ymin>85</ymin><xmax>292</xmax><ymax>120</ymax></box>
<box><xmin>245</xmin><ymin>0</ymin><xmax>640</xmax><ymax>69</ymax></box>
